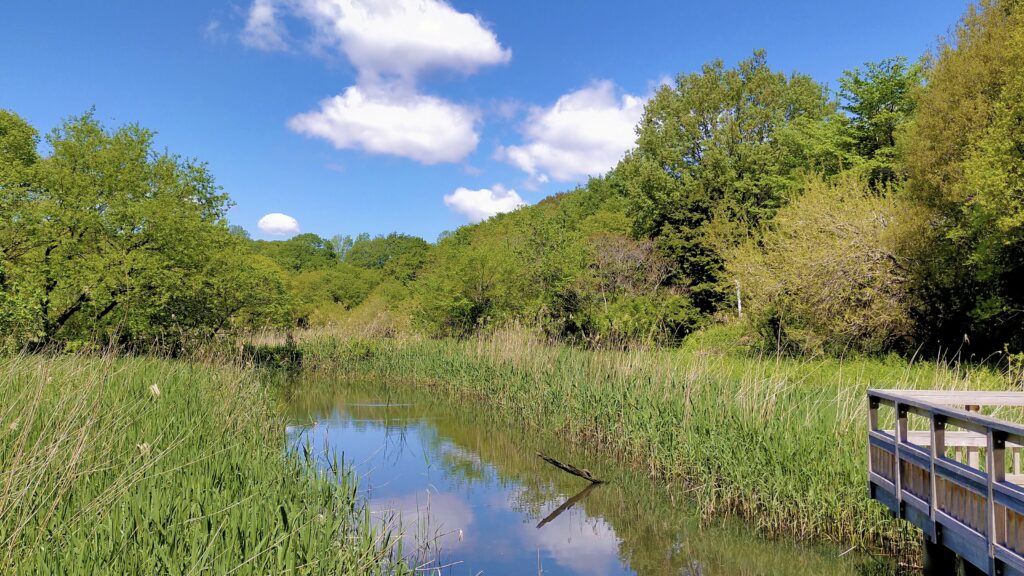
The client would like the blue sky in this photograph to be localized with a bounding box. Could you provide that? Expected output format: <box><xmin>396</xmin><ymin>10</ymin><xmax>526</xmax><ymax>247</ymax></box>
<box><xmin>1</xmin><ymin>0</ymin><xmax>970</xmax><ymax>241</ymax></box>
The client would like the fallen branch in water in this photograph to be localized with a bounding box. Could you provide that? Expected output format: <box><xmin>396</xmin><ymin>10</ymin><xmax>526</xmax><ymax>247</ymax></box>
<box><xmin>536</xmin><ymin>452</ymin><xmax>604</xmax><ymax>484</ymax></box>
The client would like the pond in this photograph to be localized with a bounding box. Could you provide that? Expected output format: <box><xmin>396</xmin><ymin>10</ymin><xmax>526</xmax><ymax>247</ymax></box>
<box><xmin>283</xmin><ymin>376</ymin><xmax>889</xmax><ymax>576</ymax></box>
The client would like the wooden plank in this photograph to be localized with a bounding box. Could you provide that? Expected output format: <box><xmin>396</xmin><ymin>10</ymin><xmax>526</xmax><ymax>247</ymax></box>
<box><xmin>993</xmin><ymin>483</ymin><xmax>1024</xmax><ymax>517</ymax></box>
<box><xmin>878</xmin><ymin>390</ymin><xmax>1024</xmax><ymax>406</ymax></box>
<box><xmin>868</xmin><ymin>390</ymin><xmax>1024</xmax><ymax>572</ymax></box>
<box><xmin>870</xmin><ymin>471</ymin><xmax>896</xmax><ymax>494</ymax></box>
<box><xmin>871</xmin><ymin>389</ymin><xmax>1024</xmax><ymax>442</ymax></box>
<box><xmin>900</xmin><ymin>430</ymin><xmax>1024</xmax><ymax>449</ymax></box>
<box><xmin>936</xmin><ymin>458</ymin><xmax>990</xmax><ymax>496</ymax></box>
<box><xmin>899</xmin><ymin>442</ymin><xmax>933</xmax><ymax>469</ymax></box>
<box><xmin>989</xmin><ymin>429</ymin><xmax>1006</xmax><ymax>567</ymax></box>
<box><xmin>995</xmin><ymin>544</ymin><xmax>1024</xmax><ymax>576</ymax></box>
<box><xmin>936</xmin><ymin>509</ymin><xmax>991</xmax><ymax>571</ymax></box>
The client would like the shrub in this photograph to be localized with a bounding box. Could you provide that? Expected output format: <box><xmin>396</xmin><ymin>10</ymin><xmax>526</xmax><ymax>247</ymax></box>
<box><xmin>728</xmin><ymin>175</ymin><xmax>911</xmax><ymax>354</ymax></box>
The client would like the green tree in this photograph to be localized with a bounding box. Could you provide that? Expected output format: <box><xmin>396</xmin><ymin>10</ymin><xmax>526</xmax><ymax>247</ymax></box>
<box><xmin>838</xmin><ymin>56</ymin><xmax>923</xmax><ymax>186</ymax></box>
<box><xmin>0</xmin><ymin>111</ymin><xmax>43</xmax><ymax>349</ymax></box>
<box><xmin>344</xmin><ymin>233</ymin><xmax>431</xmax><ymax>283</ymax></box>
<box><xmin>900</xmin><ymin>0</ymin><xmax>1024</xmax><ymax>353</ymax></box>
<box><xmin>253</xmin><ymin>233</ymin><xmax>337</xmax><ymax>272</ymax></box>
<box><xmin>0</xmin><ymin>110</ymin><xmax>285</xmax><ymax>349</ymax></box>
<box><xmin>619</xmin><ymin>51</ymin><xmax>841</xmax><ymax>313</ymax></box>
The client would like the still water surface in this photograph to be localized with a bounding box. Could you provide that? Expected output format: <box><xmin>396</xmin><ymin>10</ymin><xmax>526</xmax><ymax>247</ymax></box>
<box><xmin>283</xmin><ymin>377</ymin><xmax>886</xmax><ymax>576</ymax></box>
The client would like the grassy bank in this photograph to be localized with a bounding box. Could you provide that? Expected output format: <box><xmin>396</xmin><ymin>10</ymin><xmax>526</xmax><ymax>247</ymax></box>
<box><xmin>0</xmin><ymin>354</ymin><xmax>407</xmax><ymax>574</ymax></box>
<box><xmin>297</xmin><ymin>326</ymin><xmax>1011</xmax><ymax>567</ymax></box>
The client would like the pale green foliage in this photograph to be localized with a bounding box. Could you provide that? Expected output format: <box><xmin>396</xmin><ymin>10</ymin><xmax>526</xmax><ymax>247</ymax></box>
<box><xmin>728</xmin><ymin>175</ymin><xmax>911</xmax><ymax>354</ymax></box>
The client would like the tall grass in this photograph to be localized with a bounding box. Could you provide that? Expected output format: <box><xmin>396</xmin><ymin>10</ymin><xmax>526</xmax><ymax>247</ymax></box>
<box><xmin>297</xmin><ymin>325</ymin><xmax>1011</xmax><ymax>567</ymax></box>
<box><xmin>0</xmin><ymin>354</ymin><xmax>408</xmax><ymax>574</ymax></box>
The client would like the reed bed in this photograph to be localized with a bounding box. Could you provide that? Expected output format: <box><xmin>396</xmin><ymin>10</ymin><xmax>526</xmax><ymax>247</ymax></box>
<box><xmin>298</xmin><ymin>326</ymin><xmax>1011</xmax><ymax>567</ymax></box>
<box><xmin>0</xmin><ymin>354</ymin><xmax>409</xmax><ymax>574</ymax></box>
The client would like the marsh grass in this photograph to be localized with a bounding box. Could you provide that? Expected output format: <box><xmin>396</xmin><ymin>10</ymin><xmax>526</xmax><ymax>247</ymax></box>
<box><xmin>0</xmin><ymin>354</ymin><xmax>409</xmax><ymax>574</ymax></box>
<box><xmin>297</xmin><ymin>325</ymin><xmax>1012</xmax><ymax>567</ymax></box>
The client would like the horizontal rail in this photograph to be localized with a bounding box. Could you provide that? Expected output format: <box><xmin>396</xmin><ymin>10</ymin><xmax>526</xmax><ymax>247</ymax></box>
<box><xmin>868</xmin><ymin>389</ymin><xmax>1024</xmax><ymax>576</ymax></box>
<box><xmin>874</xmin><ymin>390</ymin><xmax>1024</xmax><ymax>407</ymax></box>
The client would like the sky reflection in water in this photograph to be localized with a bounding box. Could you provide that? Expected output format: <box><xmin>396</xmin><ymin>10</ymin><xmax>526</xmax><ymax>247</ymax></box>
<box><xmin>284</xmin><ymin>383</ymin><xmax>882</xmax><ymax>576</ymax></box>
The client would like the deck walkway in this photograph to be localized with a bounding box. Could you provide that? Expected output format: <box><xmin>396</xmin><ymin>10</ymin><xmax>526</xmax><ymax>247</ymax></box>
<box><xmin>868</xmin><ymin>390</ymin><xmax>1024</xmax><ymax>575</ymax></box>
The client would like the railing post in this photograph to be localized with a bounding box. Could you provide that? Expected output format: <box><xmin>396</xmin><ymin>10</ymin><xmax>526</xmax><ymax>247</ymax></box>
<box><xmin>896</xmin><ymin>402</ymin><xmax>907</xmax><ymax>516</ymax></box>
<box><xmin>868</xmin><ymin>396</ymin><xmax>879</xmax><ymax>486</ymax></box>
<box><xmin>931</xmin><ymin>414</ymin><xmax>946</xmax><ymax>528</ymax></box>
<box><xmin>969</xmin><ymin>405</ymin><xmax>982</xmax><ymax>469</ymax></box>
<box><xmin>988</xmin><ymin>428</ymin><xmax>1006</xmax><ymax>575</ymax></box>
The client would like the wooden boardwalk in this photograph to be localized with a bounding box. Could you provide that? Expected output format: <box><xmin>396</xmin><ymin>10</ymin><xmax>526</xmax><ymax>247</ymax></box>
<box><xmin>868</xmin><ymin>389</ymin><xmax>1024</xmax><ymax>575</ymax></box>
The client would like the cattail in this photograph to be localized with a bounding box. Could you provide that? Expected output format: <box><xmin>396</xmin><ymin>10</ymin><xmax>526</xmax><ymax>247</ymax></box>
<box><xmin>149</xmin><ymin>383</ymin><xmax>160</xmax><ymax>398</ymax></box>
<box><xmin>137</xmin><ymin>442</ymin><xmax>151</xmax><ymax>457</ymax></box>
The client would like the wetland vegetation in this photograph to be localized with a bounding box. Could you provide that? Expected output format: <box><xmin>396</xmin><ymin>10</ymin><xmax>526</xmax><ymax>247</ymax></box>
<box><xmin>2</xmin><ymin>0</ymin><xmax>1023</xmax><ymax>573</ymax></box>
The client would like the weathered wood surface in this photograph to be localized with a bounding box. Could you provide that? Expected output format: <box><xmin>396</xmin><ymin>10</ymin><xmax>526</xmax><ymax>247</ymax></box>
<box><xmin>876</xmin><ymin>390</ymin><xmax>1024</xmax><ymax>407</ymax></box>
<box><xmin>536</xmin><ymin>452</ymin><xmax>604</xmax><ymax>484</ymax></box>
<box><xmin>868</xmin><ymin>389</ymin><xmax>1024</xmax><ymax>576</ymax></box>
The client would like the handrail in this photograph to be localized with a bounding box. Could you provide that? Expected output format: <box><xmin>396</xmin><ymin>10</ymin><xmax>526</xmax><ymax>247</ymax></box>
<box><xmin>867</xmin><ymin>389</ymin><xmax>1024</xmax><ymax>576</ymax></box>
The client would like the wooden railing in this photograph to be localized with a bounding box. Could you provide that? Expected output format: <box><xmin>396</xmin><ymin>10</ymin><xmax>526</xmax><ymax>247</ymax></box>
<box><xmin>868</xmin><ymin>390</ymin><xmax>1024</xmax><ymax>575</ymax></box>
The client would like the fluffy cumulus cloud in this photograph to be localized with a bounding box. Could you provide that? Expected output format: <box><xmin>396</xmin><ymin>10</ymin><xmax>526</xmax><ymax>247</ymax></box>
<box><xmin>257</xmin><ymin>212</ymin><xmax>300</xmax><ymax>235</ymax></box>
<box><xmin>243</xmin><ymin>0</ymin><xmax>509</xmax><ymax>164</ymax></box>
<box><xmin>497</xmin><ymin>81</ymin><xmax>645</xmax><ymax>183</ymax></box>
<box><xmin>443</xmin><ymin>184</ymin><xmax>525</xmax><ymax>223</ymax></box>
<box><xmin>288</xmin><ymin>86</ymin><xmax>479</xmax><ymax>164</ymax></box>
<box><xmin>243</xmin><ymin>0</ymin><xmax>510</xmax><ymax>82</ymax></box>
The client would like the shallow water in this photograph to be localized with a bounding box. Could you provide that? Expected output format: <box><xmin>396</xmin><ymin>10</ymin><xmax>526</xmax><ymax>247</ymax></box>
<box><xmin>283</xmin><ymin>377</ymin><xmax>889</xmax><ymax>576</ymax></box>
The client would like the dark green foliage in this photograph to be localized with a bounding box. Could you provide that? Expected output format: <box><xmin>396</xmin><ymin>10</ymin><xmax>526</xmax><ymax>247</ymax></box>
<box><xmin>253</xmin><ymin>233</ymin><xmax>338</xmax><ymax>272</ymax></box>
<box><xmin>838</xmin><ymin>57</ymin><xmax>923</xmax><ymax>186</ymax></box>
<box><xmin>412</xmin><ymin>179</ymin><xmax>696</xmax><ymax>344</ymax></box>
<box><xmin>343</xmin><ymin>232</ymin><xmax>431</xmax><ymax>283</ymax></box>
<box><xmin>618</xmin><ymin>51</ymin><xmax>842</xmax><ymax>312</ymax></box>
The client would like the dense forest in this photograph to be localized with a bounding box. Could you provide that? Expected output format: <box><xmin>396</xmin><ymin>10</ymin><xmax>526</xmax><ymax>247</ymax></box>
<box><xmin>2</xmin><ymin>0</ymin><xmax>1022</xmax><ymax>365</ymax></box>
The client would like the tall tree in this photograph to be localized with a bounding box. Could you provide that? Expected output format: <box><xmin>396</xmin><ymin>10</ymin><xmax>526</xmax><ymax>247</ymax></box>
<box><xmin>0</xmin><ymin>110</ymin><xmax>286</xmax><ymax>348</ymax></box>
<box><xmin>838</xmin><ymin>57</ymin><xmax>923</xmax><ymax>186</ymax></box>
<box><xmin>900</xmin><ymin>0</ymin><xmax>1024</xmax><ymax>353</ymax></box>
<box><xmin>618</xmin><ymin>51</ymin><xmax>841</xmax><ymax>312</ymax></box>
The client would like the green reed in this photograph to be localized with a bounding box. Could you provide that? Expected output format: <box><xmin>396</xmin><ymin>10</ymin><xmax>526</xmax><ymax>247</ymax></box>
<box><xmin>0</xmin><ymin>354</ymin><xmax>409</xmax><ymax>575</ymax></box>
<box><xmin>297</xmin><ymin>326</ymin><xmax>1010</xmax><ymax>568</ymax></box>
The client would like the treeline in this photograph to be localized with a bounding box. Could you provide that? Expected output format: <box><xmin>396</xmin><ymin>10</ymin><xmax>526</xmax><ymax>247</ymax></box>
<box><xmin>2</xmin><ymin>0</ymin><xmax>1022</xmax><ymax>360</ymax></box>
<box><xmin>404</xmin><ymin>0</ymin><xmax>1023</xmax><ymax>358</ymax></box>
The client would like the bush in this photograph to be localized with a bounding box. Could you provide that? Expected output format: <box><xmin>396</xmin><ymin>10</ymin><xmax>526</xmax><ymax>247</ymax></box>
<box><xmin>728</xmin><ymin>175</ymin><xmax>911</xmax><ymax>354</ymax></box>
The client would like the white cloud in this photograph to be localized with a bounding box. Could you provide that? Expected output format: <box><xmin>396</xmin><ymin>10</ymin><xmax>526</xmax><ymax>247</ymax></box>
<box><xmin>242</xmin><ymin>0</ymin><xmax>510</xmax><ymax>83</ymax></box>
<box><xmin>443</xmin><ymin>184</ymin><xmax>525</xmax><ymax>223</ymax></box>
<box><xmin>242</xmin><ymin>0</ymin><xmax>288</xmax><ymax>50</ymax></box>
<box><xmin>288</xmin><ymin>86</ymin><xmax>479</xmax><ymax>164</ymax></box>
<box><xmin>257</xmin><ymin>212</ymin><xmax>300</xmax><ymax>235</ymax></box>
<box><xmin>245</xmin><ymin>0</ymin><xmax>508</xmax><ymax>164</ymax></box>
<box><xmin>497</xmin><ymin>81</ymin><xmax>645</xmax><ymax>183</ymax></box>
